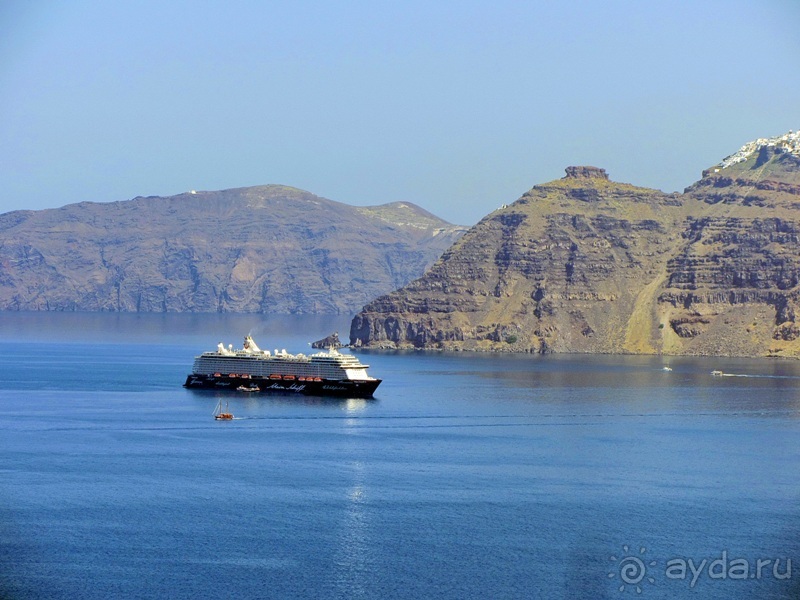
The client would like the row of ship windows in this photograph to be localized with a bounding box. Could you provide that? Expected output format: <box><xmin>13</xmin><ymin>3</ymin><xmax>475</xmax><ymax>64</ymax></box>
<box><xmin>196</xmin><ymin>360</ymin><xmax>346</xmax><ymax>377</ymax></box>
<box><xmin>205</xmin><ymin>353</ymin><xmax>362</xmax><ymax>366</ymax></box>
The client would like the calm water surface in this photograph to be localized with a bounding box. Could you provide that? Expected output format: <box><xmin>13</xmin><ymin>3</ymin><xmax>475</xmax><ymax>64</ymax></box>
<box><xmin>1</xmin><ymin>313</ymin><xmax>799</xmax><ymax>599</ymax></box>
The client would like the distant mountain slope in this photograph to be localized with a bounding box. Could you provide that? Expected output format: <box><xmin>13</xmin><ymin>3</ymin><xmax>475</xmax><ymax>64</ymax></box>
<box><xmin>351</xmin><ymin>130</ymin><xmax>800</xmax><ymax>357</ymax></box>
<box><xmin>0</xmin><ymin>185</ymin><xmax>466</xmax><ymax>313</ymax></box>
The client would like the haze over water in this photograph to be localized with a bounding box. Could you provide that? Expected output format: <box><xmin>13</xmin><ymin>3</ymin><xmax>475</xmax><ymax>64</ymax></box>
<box><xmin>1</xmin><ymin>313</ymin><xmax>798</xmax><ymax>599</ymax></box>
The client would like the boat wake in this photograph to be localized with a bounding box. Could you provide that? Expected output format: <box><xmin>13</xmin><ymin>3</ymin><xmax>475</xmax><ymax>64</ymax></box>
<box><xmin>715</xmin><ymin>372</ymin><xmax>800</xmax><ymax>380</ymax></box>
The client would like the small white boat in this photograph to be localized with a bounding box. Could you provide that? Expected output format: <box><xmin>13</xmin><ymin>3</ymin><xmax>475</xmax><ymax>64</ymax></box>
<box><xmin>662</xmin><ymin>366</ymin><xmax>672</xmax><ymax>372</ymax></box>
<box><xmin>711</xmin><ymin>370</ymin><xmax>724</xmax><ymax>376</ymax></box>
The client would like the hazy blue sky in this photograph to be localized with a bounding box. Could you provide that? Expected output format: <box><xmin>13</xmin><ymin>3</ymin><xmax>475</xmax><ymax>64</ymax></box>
<box><xmin>2</xmin><ymin>0</ymin><xmax>799</xmax><ymax>225</ymax></box>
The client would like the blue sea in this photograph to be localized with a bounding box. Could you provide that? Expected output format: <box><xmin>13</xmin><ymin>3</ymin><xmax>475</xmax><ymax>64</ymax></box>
<box><xmin>1</xmin><ymin>312</ymin><xmax>799</xmax><ymax>600</ymax></box>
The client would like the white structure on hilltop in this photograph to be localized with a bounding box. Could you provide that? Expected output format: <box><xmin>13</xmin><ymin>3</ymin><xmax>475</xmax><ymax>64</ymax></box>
<box><xmin>719</xmin><ymin>130</ymin><xmax>800</xmax><ymax>170</ymax></box>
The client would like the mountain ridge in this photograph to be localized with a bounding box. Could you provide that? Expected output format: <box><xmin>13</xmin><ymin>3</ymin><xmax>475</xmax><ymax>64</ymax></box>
<box><xmin>350</xmin><ymin>130</ymin><xmax>800</xmax><ymax>357</ymax></box>
<box><xmin>0</xmin><ymin>185</ymin><xmax>466</xmax><ymax>314</ymax></box>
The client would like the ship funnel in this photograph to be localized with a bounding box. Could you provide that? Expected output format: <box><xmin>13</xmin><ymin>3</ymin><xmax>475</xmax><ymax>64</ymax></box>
<box><xmin>243</xmin><ymin>335</ymin><xmax>261</xmax><ymax>353</ymax></box>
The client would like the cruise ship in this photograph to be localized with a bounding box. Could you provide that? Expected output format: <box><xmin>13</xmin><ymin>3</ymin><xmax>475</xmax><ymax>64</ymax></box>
<box><xmin>183</xmin><ymin>335</ymin><xmax>381</xmax><ymax>398</ymax></box>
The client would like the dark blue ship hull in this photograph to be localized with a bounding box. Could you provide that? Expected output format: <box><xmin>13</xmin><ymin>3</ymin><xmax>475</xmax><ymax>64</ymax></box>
<box><xmin>183</xmin><ymin>374</ymin><xmax>381</xmax><ymax>398</ymax></box>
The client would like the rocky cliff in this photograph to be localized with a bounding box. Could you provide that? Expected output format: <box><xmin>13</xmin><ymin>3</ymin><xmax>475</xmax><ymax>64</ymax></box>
<box><xmin>0</xmin><ymin>185</ymin><xmax>466</xmax><ymax>314</ymax></box>
<box><xmin>351</xmin><ymin>130</ymin><xmax>800</xmax><ymax>357</ymax></box>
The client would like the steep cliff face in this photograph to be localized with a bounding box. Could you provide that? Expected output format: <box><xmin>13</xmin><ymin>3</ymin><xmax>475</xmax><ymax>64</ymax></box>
<box><xmin>660</xmin><ymin>130</ymin><xmax>800</xmax><ymax>356</ymax></box>
<box><xmin>0</xmin><ymin>185</ymin><xmax>466</xmax><ymax>314</ymax></box>
<box><xmin>351</xmin><ymin>167</ymin><xmax>698</xmax><ymax>353</ymax></box>
<box><xmin>351</xmin><ymin>131</ymin><xmax>800</xmax><ymax>357</ymax></box>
